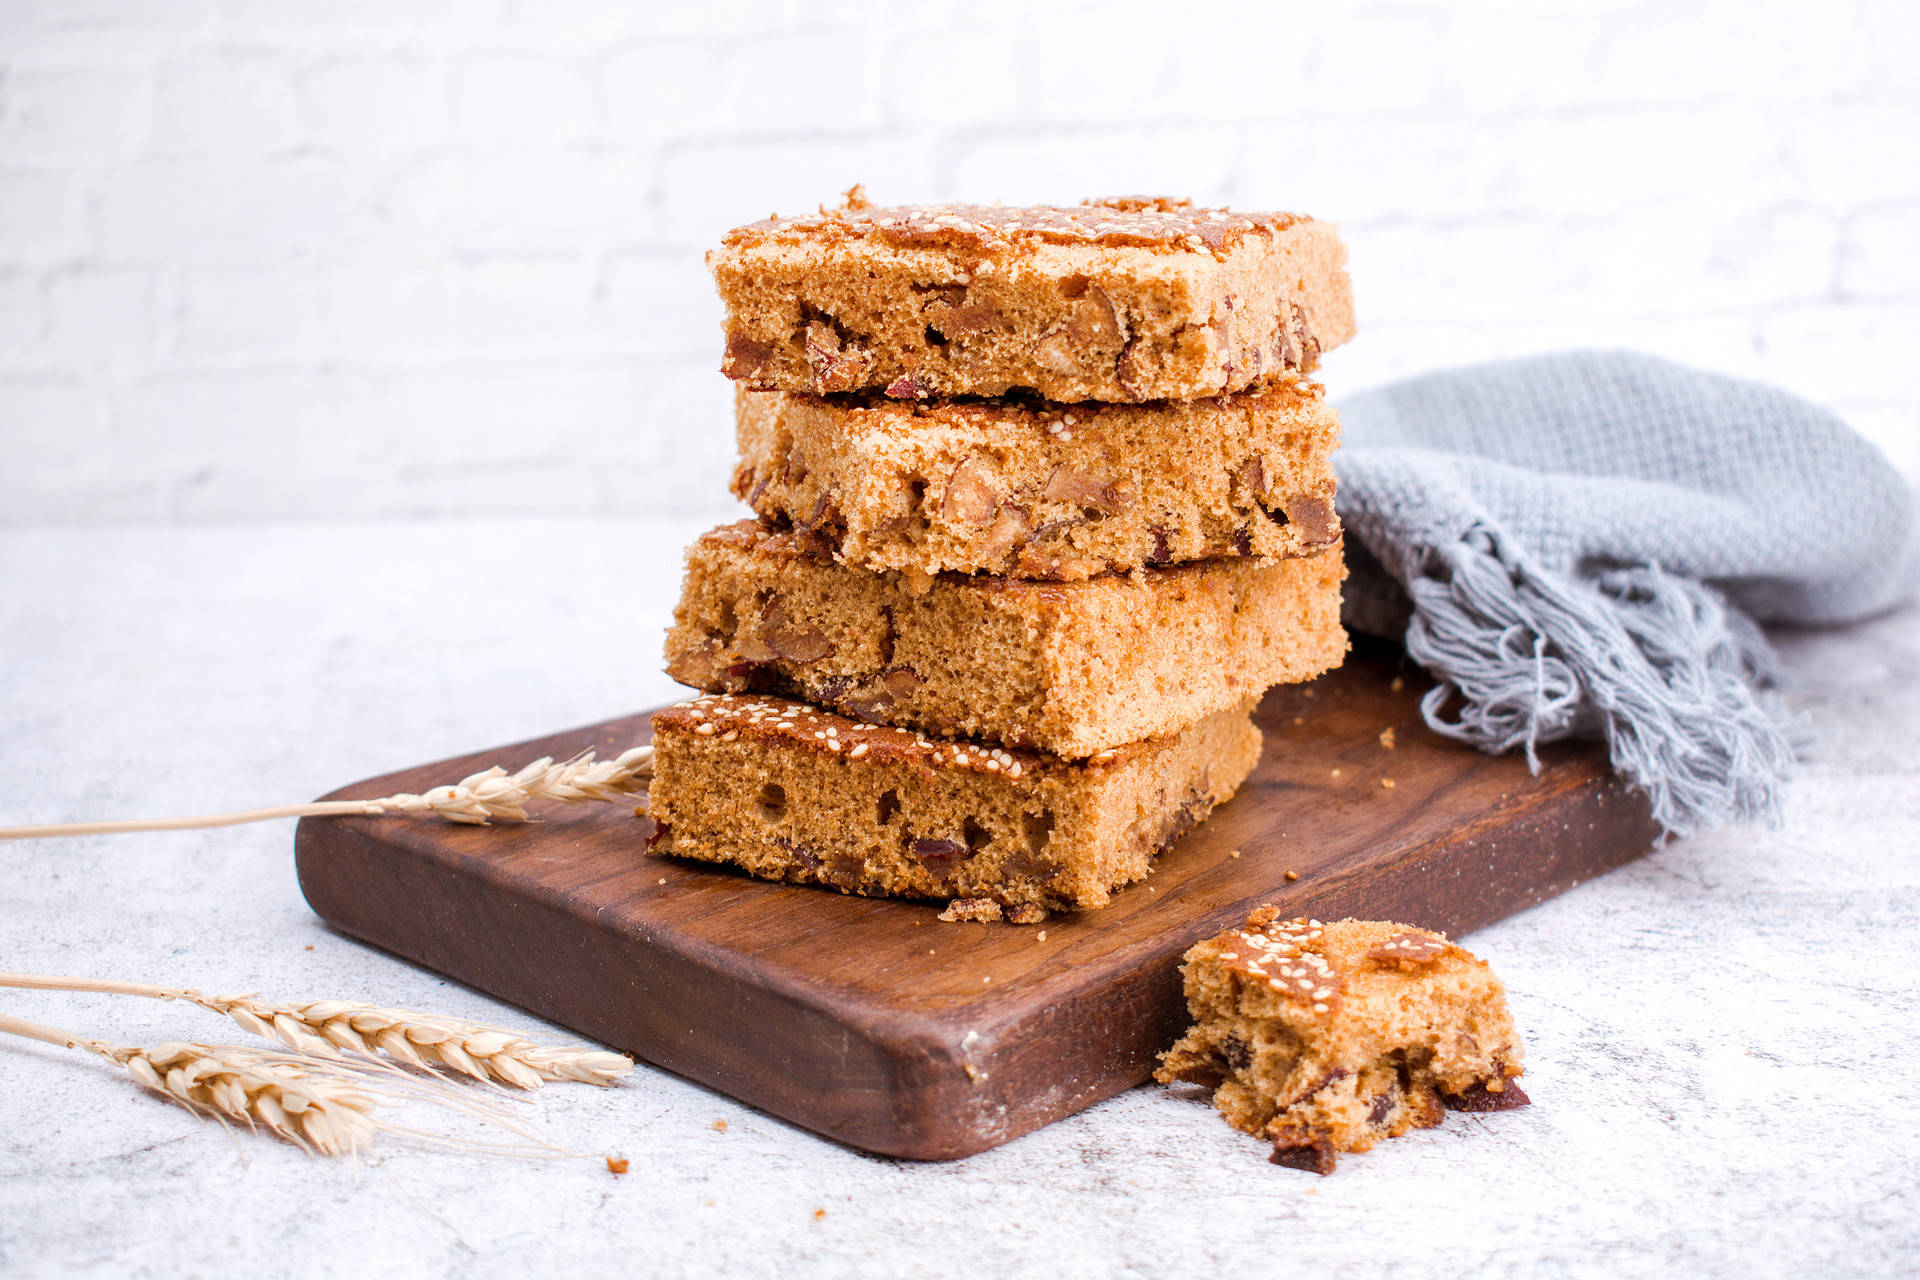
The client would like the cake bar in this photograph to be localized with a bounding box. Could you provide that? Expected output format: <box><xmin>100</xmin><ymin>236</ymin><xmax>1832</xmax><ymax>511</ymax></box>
<box><xmin>665</xmin><ymin>521</ymin><xmax>1347</xmax><ymax>759</ymax></box>
<box><xmin>733</xmin><ymin>383</ymin><xmax>1341</xmax><ymax>580</ymax></box>
<box><xmin>1155</xmin><ymin>910</ymin><xmax>1529</xmax><ymax>1174</ymax></box>
<box><xmin>710</xmin><ymin>193</ymin><xmax>1355</xmax><ymax>403</ymax></box>
<box><xmin>645</xmin><ymin>695</ymin><xmax>1262</xmax><ymax>915</ymax></box>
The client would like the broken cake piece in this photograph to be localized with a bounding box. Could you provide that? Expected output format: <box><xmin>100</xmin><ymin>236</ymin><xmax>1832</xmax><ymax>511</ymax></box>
<box><xmin>710</xmin><ymin>194</ymin><xmax>1355</xmax><ymax>402</ymax></box>
<box><xmin>664</xmin><ymin>520</ymin><xmax>1346</xmax><ymax>759</ymax></box>
<box><xmin>645</xmin><ymin>694</ymin><xmax>1262</xmax><ymax>915</ymax></box>
<box><xmin>1155</xmin><ymin>911</ymin><xmax>1528</xmax><ymax>1173</ymax></box>
<box><xmin>731</xmin><ymin>381</ymin><xmax>1342</xmax><ymax>580</ymax></box>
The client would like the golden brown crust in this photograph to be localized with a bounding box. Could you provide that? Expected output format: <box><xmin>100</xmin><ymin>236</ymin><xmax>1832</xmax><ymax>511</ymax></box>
<box><xmin>650</xmin><ymin>693</ymin><xmax>1113</xmax><ymax>780</ymax></box>
<box><xmin>721</xmin><ymin>197</ymin><xmax>1308</xmax><ymax>259</ymax></box>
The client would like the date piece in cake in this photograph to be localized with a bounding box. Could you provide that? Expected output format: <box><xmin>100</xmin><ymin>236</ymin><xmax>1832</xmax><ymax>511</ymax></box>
<box><xmin>665</xmin><ymin>521</ymin><xmax>1346</xmax><ymax>759</ymax></box>
<box><xmin>646</xmin><ymin>695</ymin><xmax>1262</xmax><ymax>914</ymax></box>
<box><xmin>711</xmin><ymin>193</ymin><xmax>1355</xmax><ymax>403</ymax></box>
<box><xmin>1155</xmin><ymin>911</ymin><xmax>1528</xmax><ymax>1174</ymax></box>
<box><xmin>732</xmin><ymin>382</ymin><xmax>1341</xmax><ymax>580</ymax></box>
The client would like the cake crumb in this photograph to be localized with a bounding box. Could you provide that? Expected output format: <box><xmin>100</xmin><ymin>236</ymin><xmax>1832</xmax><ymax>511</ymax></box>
<box><xmin>1285</xmin><ymin>870</ymin><xmax>1299</xmax><ymax>881</ymax></box>
<box><xmin>940</xmin><ymin>897</ymin><xmax>1004</xmax><ymax>923</ymax></box>
<box><xmin>1330</xmin><ymin>768</ymin><xmax>1342</xmax><ymax>778</ymax></box>
<box><xmin>1390</xmin><ymin>676</ymin><xmax>1405</xmax><ymax>693</ymax></box>
<box><xmin>1379</xmin><ymin>727</ymin><xmax>1396</xmax><ymax>750</ymax></box>
<box><xmin>712</xmin><ymin>1119</ymin><xmax>728</xmax><ymax>1132</ymax></box>
<box><xmin>1156</xmin><ymin>912</ymin><xmax>1527</xmax><ymax>1174</ymax></box>
<box><xmin>1229</xmin><ymin>849</ymin><xmax>1242</xmax><ymax>859</ymax></box>
<box><xmin>606</xmin><ymin>1156</ymin><xmax>630</xmax><ymax>1175</ymax></box>
<box><xmin>813</xmin><ymin>1208</ymin><xmax>828</xmax><ymax>1221</ymax></box>
<box><xmin>657</xmin><ymin>877</ymin><xmax>667</xmax><ymax>884</ymax></box>
<box><xmin>1381</xmin><ymin>778</ymin><xmax>1396</xmax><ymax>790</ymax></box>
<box><xmin>1036</xmin><ymin>930</ymin><xmax>1048</xmax><ymax>941</ymax></box>
<box><xmin>304</xmin><ymin>944</ymin><xmax>314</xmax><ymax>951</ymax></box>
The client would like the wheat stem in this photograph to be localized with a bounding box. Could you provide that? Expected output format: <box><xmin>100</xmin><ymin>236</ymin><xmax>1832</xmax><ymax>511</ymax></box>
<box><xmin>0</xmin><ymin>745</ymin><xmax>653</xmax><ymax>841</ymax></box>
<box><xmin>0</xmin><ymin>971</ymin><xmax>634</xmax><ymax>1090</ymax></box>
<box><xmin>0</xmin><ymin>1010</ymin><xmax>104</xmax><ymax>1053</ymax></box>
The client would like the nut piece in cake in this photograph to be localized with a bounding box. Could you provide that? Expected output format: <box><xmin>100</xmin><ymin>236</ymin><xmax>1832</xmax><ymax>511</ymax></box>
<box><xmin>730</xmin><ymin>383</ymin><xmax>1342</xmax><ymax>580</ymax></box>
<box><xmin>645</xmin><ymin>695</ymin><xmax>1262</xmax><ymax>913</ymax></box>
<box><xmin>710</xmin><ymin>195</ymin><xmax>1355</xmax><ymax>402</ymax></box>
<box><xmin>664</xmin><ymin>521</ymin><xmax>1347</xmax><ymax>759</ymax></box>
<box><xmin>1155</xmin><ymin>910</ymin><xmax>1528</xmax><ymax>1173</ymax></box>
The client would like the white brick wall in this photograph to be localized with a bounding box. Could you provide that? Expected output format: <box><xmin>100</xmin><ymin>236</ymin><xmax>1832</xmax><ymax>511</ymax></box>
<box><xmin>0</xmin><ymin>0</ymin><xmax>1916</xmax><ymax>523</ymax></box>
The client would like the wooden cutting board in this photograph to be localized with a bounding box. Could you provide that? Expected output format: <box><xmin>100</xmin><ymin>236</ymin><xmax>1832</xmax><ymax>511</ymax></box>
<box><xmin>295</xmin><ymin>642</ymin><xmax>1657</xmax><ymax>1160</ymax></box>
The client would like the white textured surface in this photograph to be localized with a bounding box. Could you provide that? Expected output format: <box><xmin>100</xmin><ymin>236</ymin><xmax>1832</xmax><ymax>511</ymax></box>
<box><xmin>1</xmin><ymin>518</ymin><xmax>1916</xmax><ymax>1277</ymax></box>
<box><xmin>1</xmin><ymin>0</ymin><xmax>1918</xmax><ymax>524</ymax></box>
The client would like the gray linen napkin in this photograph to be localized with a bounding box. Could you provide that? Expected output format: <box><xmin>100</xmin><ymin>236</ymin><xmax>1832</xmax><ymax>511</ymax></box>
<box><xmin>1334</xmin><ymin>350</ymin><xmax>1918</xmax><ymax>836</ymax></box>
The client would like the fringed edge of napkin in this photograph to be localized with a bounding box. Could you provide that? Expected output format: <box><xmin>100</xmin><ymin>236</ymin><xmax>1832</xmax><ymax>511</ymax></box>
<box><xmin>1402</xmin><ymin>522</ymin><xmax>1796</xmax><ymax>837</ymax></box>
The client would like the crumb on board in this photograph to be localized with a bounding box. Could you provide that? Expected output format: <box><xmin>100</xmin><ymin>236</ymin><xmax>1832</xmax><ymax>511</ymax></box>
<box><xmin>1036</xmin><ymin>930</ymin><xmax>1048</xmax><ymax>941</ymax></box>
<box><xmin>1331</xmin><ymin>767</ymin><xmax>1343</xmax><ymax>778</ymax></box>
<box><xmin>1381</xmin><ymin>777</ymin><xmax>1396</xmax><ymax>790</ymax></box>
<box><xmin>940</xmin><ymin>897</ymin><xmax>1004</xmax><ymax>923</ymax></box>
<box><xmin>712</xmin><ymin>1118</ymin><xmax>728</xmax><ymax>1132</ymax></box>
<box><xmin>1379</xmin><ymin>727</ymin><xmax>1396</xmax><ymax>750</ymax></box>
<box><xmin>634</xmin><ymin>805</ymin><xmax>647</xmax><ymax>817</ymax></box>
<box><xmin>606</xmin><ymin>1156</ymin><xmax>630</xmax><ymax>1175</ymax></box>
<box><xmin>1285</xmin><ymin>870</ymin><xmax>1299</xmax><ymax>881</ymax></box>
<box><xmin>1229</xmin><ymin>848</ymin><xmax>1242</xmax><ymax>859</ymax></box>
<box><xmin>1391</xmin><ymin>676</ymin><xmax>1405</xmax><ymax>693</ymax></box>
<box><xmin>1292</xmin><ymin>716</ymin><xmax>1305</xmax><ymax>726</ymax></box>
<box><xmin>304</xmin><ymin>944</ymin><xmax>313</xmax><ymax>951</ymax></box>
<box><xmin>657</xmin><ymin>877</ymin><xmax>667</xmax><ymax>884</ymax></box>
<box><xmin>813</xmin><ymin>1208</ymin><xmax>828</xmax><ymax>1221</ymax></box>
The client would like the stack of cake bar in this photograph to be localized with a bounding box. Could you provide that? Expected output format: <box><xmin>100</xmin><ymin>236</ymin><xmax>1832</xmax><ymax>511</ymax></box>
<box><xmin>648</xmin><ymin>193</ymin><xmax>1356</xmax><ymax>922</ymax></box>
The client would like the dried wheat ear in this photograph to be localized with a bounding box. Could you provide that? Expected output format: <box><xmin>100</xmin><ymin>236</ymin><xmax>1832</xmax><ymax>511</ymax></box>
<box><xmin>0</xmin><ymin>969</ymin><xmax>638</xmax><ymax>1158</ymax></box>
<box><xmin>0</xmin><ymin>745</ymin><xmax>654</xmax><ymax>841</ymax></box>
<box><xmin>0</xmin><ymin>970</ymin><xmax>634</xmax><ymax>1090</ymax></box>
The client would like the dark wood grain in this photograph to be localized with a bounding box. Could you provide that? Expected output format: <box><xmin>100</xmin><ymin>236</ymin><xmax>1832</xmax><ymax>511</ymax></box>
<box><xmin>295</xmin><ymin>642</ymin><xmax>1657</xmax><ymax>1160</ymax></box>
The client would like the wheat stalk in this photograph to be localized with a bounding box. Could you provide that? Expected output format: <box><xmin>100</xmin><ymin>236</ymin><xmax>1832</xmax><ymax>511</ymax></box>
<box><xmin>0</xmin><ymin>971</ymin><xmax>634</xmax><ymax>1090</ymax></box>
<box><xmin>0</xmin><ymin>1011</ymin><xmax>384</xmax><ymax>1157</ymax></box>
<box><xmin>0</xmin><ymin>745</ymin><xmax>654</xmax><ymax>841</ymax></box>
